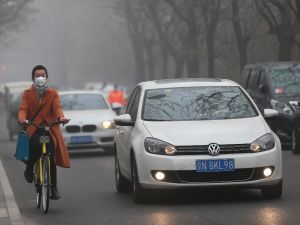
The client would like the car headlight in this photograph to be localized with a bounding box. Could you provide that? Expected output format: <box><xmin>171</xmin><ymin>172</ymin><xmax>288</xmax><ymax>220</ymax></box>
<box><xmin>101</xmin><ymin>121</ymin><xmax>115</xmax><ymax>129</ymax></box>
<box><xmin>271</xmin><ymin>99</ymin><xmax>292</xmax><ymax>116</ymax></box>
<box><xmin>144</xmin><ymin>138</ymin><xmax>177</xmax><ymax>155</ymax></box>
<box><xmin>250</xmin><ymin>133</ymin><xmax>275</xmax><ymax>152</ymax></box>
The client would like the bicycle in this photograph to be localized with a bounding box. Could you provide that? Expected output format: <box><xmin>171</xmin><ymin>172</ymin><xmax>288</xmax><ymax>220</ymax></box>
<box><xmin>19</xmin><ymin>120</ymin><xmax>69</xmax><ymax>213</ymax></box>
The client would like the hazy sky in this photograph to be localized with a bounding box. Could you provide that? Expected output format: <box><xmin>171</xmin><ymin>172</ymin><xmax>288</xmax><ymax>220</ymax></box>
<box><xmin>0</xmin><ymin>0</ymin><xmax>135</xmax><ymax>89</ymax></box>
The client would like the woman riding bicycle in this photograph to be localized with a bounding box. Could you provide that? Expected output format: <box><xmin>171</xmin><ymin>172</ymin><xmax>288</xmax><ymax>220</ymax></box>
<box><xmin>18</xmin><ymin>65</ymin><xmax>70</xmax><ymax>200</ymax></box>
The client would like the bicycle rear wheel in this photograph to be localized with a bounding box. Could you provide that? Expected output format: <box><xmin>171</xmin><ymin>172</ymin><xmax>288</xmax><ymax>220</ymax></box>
<box><xmin>41</xmin><ymin>156</ymin><xmax>50</xmax><ymax>213</ymax></box>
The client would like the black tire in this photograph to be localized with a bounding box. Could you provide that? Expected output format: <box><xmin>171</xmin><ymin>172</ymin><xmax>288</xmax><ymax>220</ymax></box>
<box><xmin>41</xmin><ymin>157</ymin><xmax>50</xmax><ymax>213</ymax></box>
<box><xmin>131</xmin><ymin>157</ymin><xmax>147</xmax><ymax>203</ymax></box>
<box><xmin>36</xmin><ymin>187</ymin><xmax>42</xmax><ymax>209</ymax></box>
<box><xmin>34</xmin><ymin>163</ymin><xmax>41</xmax><ymax>208</ymax></box>
<box><xmin>261</xmin><ymin>180</ymin><xmax>283</xmax><ymax>199</ymax></box>
<box><xmin>292</xmin><ymin>128</ymin><xmax>300</xmax><ymax>154</ymax></box>
<box><xmin>115</xmin><ymin>153</ymin><xmax>131</xmax><ymax>193</ymax></box>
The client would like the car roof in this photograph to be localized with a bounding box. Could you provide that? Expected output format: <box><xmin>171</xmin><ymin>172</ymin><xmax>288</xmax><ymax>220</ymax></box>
<box><xmin>244</xmin><ymin>61</ymin><xmax>300</xmax><ymax>70</ymax></box>
<box><xmin>4</xmin><ymin>81</ymin><xmax>32</xmax><ymax>88</ymax></box>
<box><xmin>138</xmin><ymin>78</ymin><xmax>239</xmax><ymax>89</ymax></box>
<box><xmin>58</xmin><ymin>90</ymin><xmax>105</xmax><ymax>96</ymax></box>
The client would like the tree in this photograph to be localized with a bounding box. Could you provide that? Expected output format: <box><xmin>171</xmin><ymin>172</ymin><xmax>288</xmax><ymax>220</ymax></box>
<box><xmin>0</xmin><ymin>0</ymin><xmax>30</xmax><ymax>33</ymax></box>
<box><xmin>231</xmin><ymin>0</ymin><xmax>262</xmax><ymax>71</ymax></box>
<box><xmin>165</xmin><ymin>0</ymin><xmax>203</xmax><ymax>77</ymax></box>
<box><xmin>255</xmin><ymin>0</ymin><xmax>300</xmax><ymax>60</ymax></box>
<box><xmin>114</xmin><ymin>0</ymin><xmax>160</xmax><ymax>82</ymax></box>
<box><xmin>144</xmin><ymin>0</ymin><xmax>188</xmax><ymax>77</ymax></box>
<box><xmin>199</xmin><ymin>0</ymin><xmax>221</xmax><ymax>77</ymax></box>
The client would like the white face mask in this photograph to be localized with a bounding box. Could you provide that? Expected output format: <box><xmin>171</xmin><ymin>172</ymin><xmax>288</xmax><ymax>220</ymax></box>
<box><xmin>34</xmin><ymin>76</ymin><xmax>47</xmax><ymax>87</ymax></box>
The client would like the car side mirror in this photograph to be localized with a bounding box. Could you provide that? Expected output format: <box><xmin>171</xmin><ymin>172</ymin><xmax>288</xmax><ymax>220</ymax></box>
<box><xmin>264</xmin><ymin>109</ymin><xmax>279</xmax><ymax>118</ymax></box>
<box><xmin>114</xmin><ymin>114</ymin><xmax>134</xmax><ymax>126</ymax></box>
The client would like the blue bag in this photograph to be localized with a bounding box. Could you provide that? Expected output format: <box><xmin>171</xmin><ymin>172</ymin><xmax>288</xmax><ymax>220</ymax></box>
<box><xmin>15</xmin><ymin>130</ymin><xmax>30</xmax><ymax>161</ymax></box>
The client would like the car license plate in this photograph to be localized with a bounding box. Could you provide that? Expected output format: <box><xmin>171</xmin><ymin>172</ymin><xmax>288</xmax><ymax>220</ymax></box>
<box><xmin>70</xmin><ymin>136</ymin><xmax>93</xmax><ymax>144</ymax></box>
<box><xmin>196</xmin><ymin>159</ymin><xmax>235</xmax><ymax>172</ymax></box>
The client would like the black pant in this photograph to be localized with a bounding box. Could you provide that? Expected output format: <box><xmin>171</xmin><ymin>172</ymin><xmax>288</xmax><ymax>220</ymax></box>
<box><xmin>26</xmin><ymin>128</ymin><xmax>57</xmax><ymax>185</ymax></box>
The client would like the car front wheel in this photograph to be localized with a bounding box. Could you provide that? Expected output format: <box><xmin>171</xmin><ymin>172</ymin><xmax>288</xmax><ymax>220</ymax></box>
<box><xmin>131</xmin><ymin>156</ymin><xmax>147</xmax><ymax>203</ymax></box>
<box><xmin>115</xmin><ymin>151</ymin><xmax>131</xmax><ymax>193</ymax></box>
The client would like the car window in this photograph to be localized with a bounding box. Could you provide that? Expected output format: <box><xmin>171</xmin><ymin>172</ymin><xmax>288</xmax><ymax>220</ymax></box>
<box><xmin>60</xmin><ymin>93</ymin><xmax>109</xmax><ymax>110</ymax></box>
<box><xmin>270</xmin><ymin>68</ymin><xmax>300</xmax><ymax>95</ymax></box>
<box><xmin>142</xmin><ymin>86</ymin><xmax>258</xmax><ymax>121</ymax></box>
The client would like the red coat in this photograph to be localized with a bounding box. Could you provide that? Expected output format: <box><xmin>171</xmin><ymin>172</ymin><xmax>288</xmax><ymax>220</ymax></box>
<box><xmin>108</xmin><ymin>90</ymin><xmax>126</xmax><ymax>105</ymax></box>
<box><xmin>18</xmin><ymin>85</ymin><xmax>70</xmax><ymax>168</ymax></box>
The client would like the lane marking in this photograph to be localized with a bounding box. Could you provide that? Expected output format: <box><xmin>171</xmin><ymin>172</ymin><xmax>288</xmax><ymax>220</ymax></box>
<box><xmin>0</xmin><ymin>158</ymin><xmax>25</xmax><ymax>225</ymax></box>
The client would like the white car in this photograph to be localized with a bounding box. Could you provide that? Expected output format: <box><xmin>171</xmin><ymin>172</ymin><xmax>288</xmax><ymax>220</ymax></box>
<box><xmin>114</xmin><ymin>78</ymin><xmax>282</xmax><ymax>203</ymax></box>
<box><xmin>59</xmin><ymin>90</ymin><xmax>116</xmax><ymax>152</ymax></box>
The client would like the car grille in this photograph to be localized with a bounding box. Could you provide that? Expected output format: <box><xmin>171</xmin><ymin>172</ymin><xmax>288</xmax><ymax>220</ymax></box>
<box><xmin>66</xmin><ymin>125</ymin><xmax>80</xmax><ymax>133</ymax></box>
<box><xmin>175</xmin><ymin>144</ymin><xmax>251</xmax><ymax>155</ymax></box>
<box><xmin>82</xmin><ymin>125</ymin><xmax>97</xmax><ymax>132</ymax></box>
<box><xmin>151</xmin><ymin>167</ymin><xmax>273</xmax><ymax>183</ymax></box>
<box><xmin>65</xmin><ymin>124</ymin><xmax>98</xmax><ymax>133</ymax></box>
<box><xmin>177</xmin><ymin>169</ymin><xmax>253</xmax><ymax>182</ymax></box>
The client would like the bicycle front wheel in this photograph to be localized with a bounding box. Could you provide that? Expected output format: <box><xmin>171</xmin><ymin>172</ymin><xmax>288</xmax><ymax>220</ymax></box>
<box><xmin>34</xmin><ymin>163</ymin><xmax>41</xmax><ymax>209</ymax></box>
<box><xmin>41</xmin><ymin>156</ymin><xmax>50</xmax><ymax>213</ymax></box>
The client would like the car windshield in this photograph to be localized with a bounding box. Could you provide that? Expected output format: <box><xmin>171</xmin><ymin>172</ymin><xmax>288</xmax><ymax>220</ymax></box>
<box><xmin>60</xmin><ymin>93</ymin><xmax>109</xmax><ymax>110</ymax></box>
<box><xmin>270</xmin><ymin>68</ymin><xmax>300</xmax><ymax>95</ymax></box>
<box><xmin>142</xmin><ymin>86</ymin><xmax>258</xmax><ymax>121</ymax></box>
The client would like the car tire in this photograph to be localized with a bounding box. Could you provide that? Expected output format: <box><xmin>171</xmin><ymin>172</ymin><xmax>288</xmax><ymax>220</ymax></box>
<box><xmin>261</xmin><ymin>180</ymin><xmax>282</xmax><ymax>199</ymax></box>
<box><xmin>292</xmin><ymin>128</ymin><xmax>300</xmax><ymax>154</ymax></box>
<box><xmin>131</xmin><ymin>156</ymin><xmax>147</xmax><ymax>203</ymax></box>
<box><xmin>115</xmin><ymin>152</ymin><xmax>131</xmax><ymax>193</ymax></box>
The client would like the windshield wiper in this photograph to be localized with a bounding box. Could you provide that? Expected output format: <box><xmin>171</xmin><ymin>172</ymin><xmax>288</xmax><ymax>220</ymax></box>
<box><xmin>147</xmin><ymin>94</ymin><xmax>167</xmax><ymax>100</ymax></box>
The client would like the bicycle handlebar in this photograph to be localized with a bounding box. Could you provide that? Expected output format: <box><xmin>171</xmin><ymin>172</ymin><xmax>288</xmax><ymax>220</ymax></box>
<box><xmin>18</xmin><ymin>119</ymin><xmax>70</xmax><ymax>129</ymax></box>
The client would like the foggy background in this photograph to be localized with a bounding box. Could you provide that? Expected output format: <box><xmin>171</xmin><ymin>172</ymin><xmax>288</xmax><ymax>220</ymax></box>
<box><xmin>0</xmin><ymin>0</ymin><xmax>299</xmax><ymax>89</ymax></box>
<box><xmin>0</xmin><ymin>0</ymin><xmax>135</xmax><ymax>89</ymax></box>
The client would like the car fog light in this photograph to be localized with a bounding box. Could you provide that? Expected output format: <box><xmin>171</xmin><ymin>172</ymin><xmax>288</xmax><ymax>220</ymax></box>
<box><xmin>263</xmin><ymin>168</ymin><xmax>272</xmax><ymax>177</ymax></box>
<box><xmin>164</xmin><ymin>146</ymin><xmax>177</xmax><ymax>155</ymax></box>
<box><xmin>155</xmin><ymin>171</ymin><xmax>165</xmax><ymax>181</ymax></box>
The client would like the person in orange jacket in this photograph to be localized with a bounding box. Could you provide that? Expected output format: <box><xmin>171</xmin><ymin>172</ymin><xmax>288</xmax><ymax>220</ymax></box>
<box><xmin>107</xmin><ymin>84</ymin><xmax>126</xmax><ymax>106</ymax></box>
<box><xmin>18</xmin><ymin>65</ymin><xmax>70</xmax><ymax>200</ymax></box>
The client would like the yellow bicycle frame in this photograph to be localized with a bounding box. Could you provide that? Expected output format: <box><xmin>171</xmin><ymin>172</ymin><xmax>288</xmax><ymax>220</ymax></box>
<box><xmin>38</xmin><ymin>142</ymin><xmax>50</xmax><ymax>184</ymax></box>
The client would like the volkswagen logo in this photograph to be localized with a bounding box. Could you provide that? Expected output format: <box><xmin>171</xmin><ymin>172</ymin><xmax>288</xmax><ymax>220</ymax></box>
<box><xmin>208</xmin><ymin>143</ymin><xmax>220</xmax><ymax>156</ymax></box>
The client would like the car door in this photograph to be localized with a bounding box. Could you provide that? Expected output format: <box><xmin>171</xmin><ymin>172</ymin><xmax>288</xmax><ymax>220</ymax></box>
<box><xmin>116</xmin><ymin>87</ymin><xmax>141</xmax><ymax>176</ymax></box>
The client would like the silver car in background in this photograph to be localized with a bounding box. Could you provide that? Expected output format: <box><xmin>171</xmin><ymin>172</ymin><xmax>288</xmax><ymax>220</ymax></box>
<box><xmin>59</xmin><ymin>90</ymin><xmax>116</xmax><ymax>153</ymax></box>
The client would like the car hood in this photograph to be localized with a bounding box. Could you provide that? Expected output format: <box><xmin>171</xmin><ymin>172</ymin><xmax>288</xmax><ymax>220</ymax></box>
<box><xmin>64</xmin><ymin>109</ymin><xmax>116</xmax><ymax>124</ymax></box>
<box><xmin>143</xmin><ymin>117</ymin><xmax>267</xmax><ymax>145</ymax></box>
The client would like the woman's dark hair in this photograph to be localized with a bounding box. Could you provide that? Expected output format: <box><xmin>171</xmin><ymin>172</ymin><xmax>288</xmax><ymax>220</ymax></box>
<box><xmin>31</xmin><ymin>65</ymin><xmax>48</xmax><ymax>80</ymax></box>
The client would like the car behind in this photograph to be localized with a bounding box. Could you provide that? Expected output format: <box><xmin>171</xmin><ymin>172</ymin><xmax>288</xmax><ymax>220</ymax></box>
<box><xmin>59</xmin><ymin>90</ymin><xmax>116</xmax><ymax>153</ymax></box>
